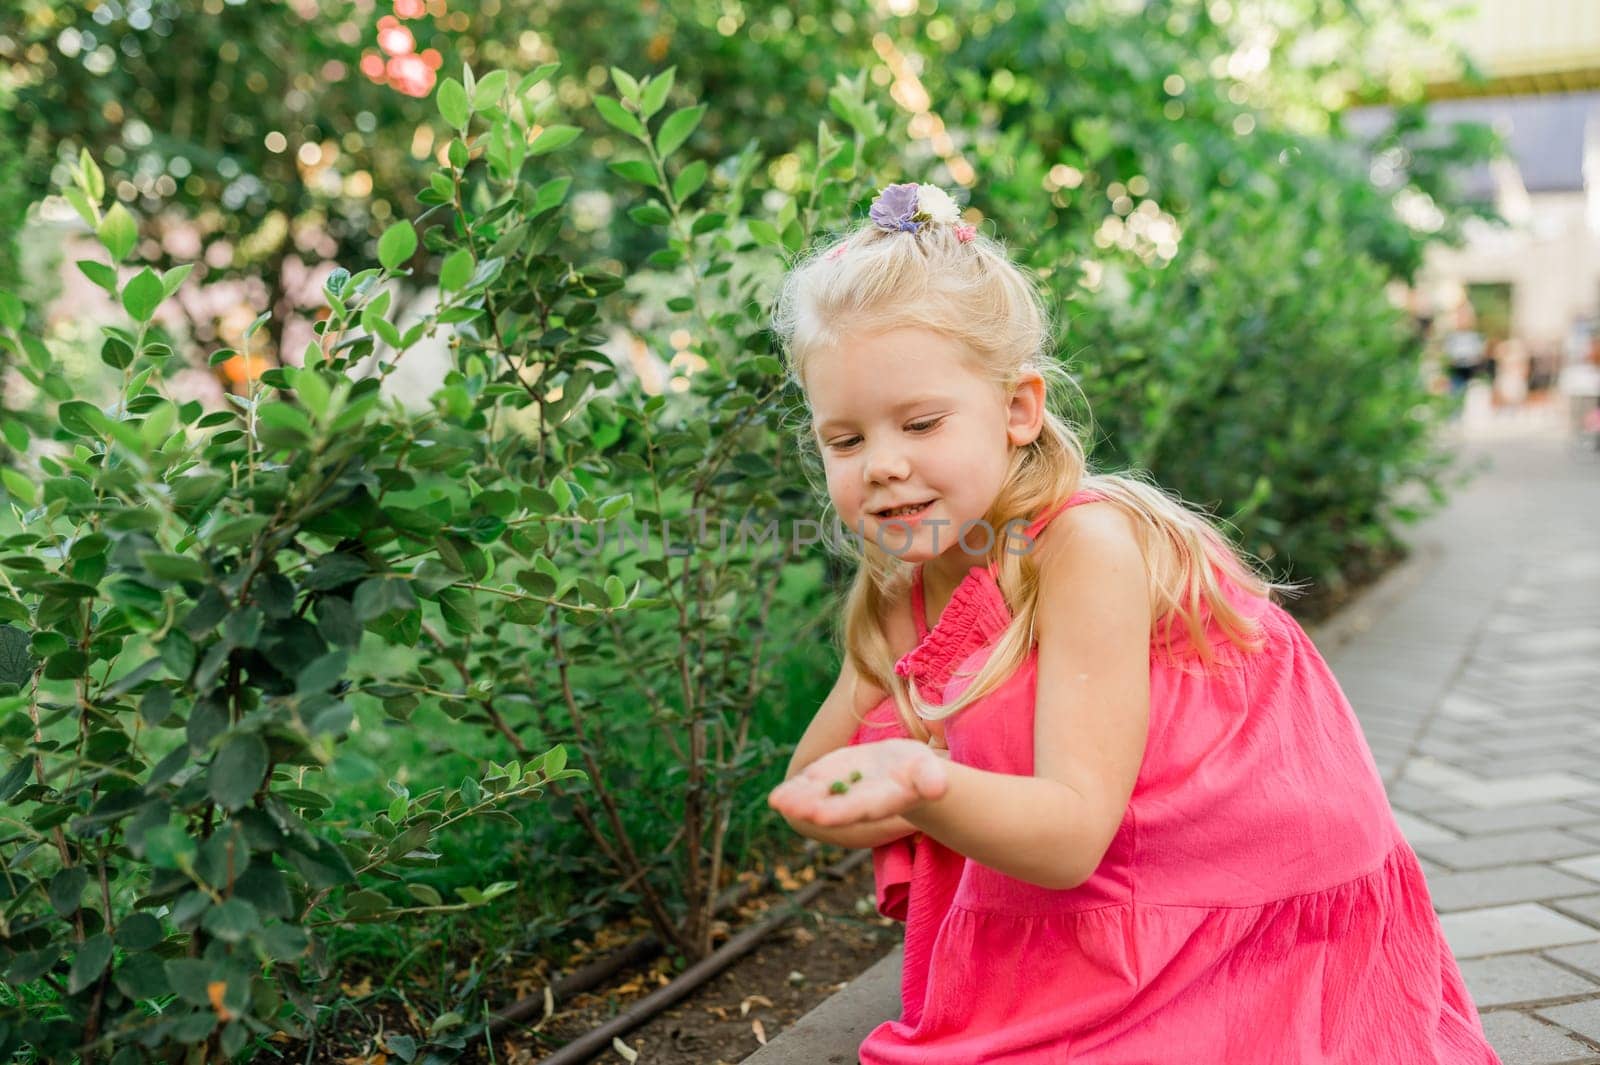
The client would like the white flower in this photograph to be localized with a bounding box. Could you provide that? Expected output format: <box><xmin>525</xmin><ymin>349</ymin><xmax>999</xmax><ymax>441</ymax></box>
<box><xmin>915</xmin><ymin>184</ymin><xmax>961</xmax><ymax>225</ymax></box>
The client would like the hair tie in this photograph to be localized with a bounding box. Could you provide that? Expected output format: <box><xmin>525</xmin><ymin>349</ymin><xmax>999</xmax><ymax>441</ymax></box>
<box><xmin>869</xmin><ymin>182</ymin><xmax>968</xmax><ymax>236</ymax></box>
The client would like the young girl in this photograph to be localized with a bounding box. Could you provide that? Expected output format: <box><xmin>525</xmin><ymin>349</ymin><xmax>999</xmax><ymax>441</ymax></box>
<box><xmin>765</xmin><ymin>182</ymin><xmax>1500</xmax><ymax>1064</ymax></box>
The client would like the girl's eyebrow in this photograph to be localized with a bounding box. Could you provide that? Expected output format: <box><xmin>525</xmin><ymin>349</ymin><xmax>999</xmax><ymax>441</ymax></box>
<box><xmin>813</xmin><ymin>396</ymin><xmax>951</xmax><ymax>434</ymax></box>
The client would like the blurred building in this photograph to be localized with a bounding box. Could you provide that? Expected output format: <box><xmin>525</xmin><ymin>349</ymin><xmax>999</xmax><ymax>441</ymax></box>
<box><xmin>1347</xmin><ymin>0</ymin><xmax>1600</xmax><ymax>412</ymax></box>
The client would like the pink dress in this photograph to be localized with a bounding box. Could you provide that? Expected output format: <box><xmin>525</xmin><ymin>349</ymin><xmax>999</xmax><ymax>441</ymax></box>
<box><xmin>849</xmin><ymin>491</ymin><xmax>1500</xmax><ymax>1064</ymax></box>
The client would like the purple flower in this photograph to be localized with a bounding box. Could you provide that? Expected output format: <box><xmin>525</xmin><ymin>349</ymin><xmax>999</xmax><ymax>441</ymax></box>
<box><xmin>869</xmin><ymin>183</ymin><xmax>922</xmax><ymax>233</ymax></box>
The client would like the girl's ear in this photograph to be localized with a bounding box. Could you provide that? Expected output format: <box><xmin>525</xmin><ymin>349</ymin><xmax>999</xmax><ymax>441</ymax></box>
<box><xmin>1005</xmin><ymin>372</ymin><xmax>1046</xmax><ymax>448</ymax></box>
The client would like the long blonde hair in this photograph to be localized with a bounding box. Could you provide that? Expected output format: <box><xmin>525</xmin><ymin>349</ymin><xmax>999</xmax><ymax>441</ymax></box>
<box><xmin>771</xmin><ymin>216</ymin><xmax>1292</xmax><ymax>740</ymax></box>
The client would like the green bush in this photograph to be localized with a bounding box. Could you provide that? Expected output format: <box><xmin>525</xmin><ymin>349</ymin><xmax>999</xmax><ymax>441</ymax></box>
<box><xmin>0</xmin><ymin>59</ymin><xmax>879</xmax><ymax>1060</ymax></box>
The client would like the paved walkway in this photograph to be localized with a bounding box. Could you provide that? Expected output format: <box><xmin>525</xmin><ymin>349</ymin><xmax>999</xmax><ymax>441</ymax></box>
<box><xmin>1333</xmin><ymin>412</ymin><xmax>1600</xmax><ymax>1064</ymax></box>
<box><xmin>751</xmin><ymin>408</ymin><xmax>1600</xmax><ymax>1065</ymax></box>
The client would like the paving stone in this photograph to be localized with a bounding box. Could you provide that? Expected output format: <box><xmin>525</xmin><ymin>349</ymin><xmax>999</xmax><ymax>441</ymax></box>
<box><xmin>1480</xmin><ymin>1009</ymin><xmax>1600</xmax><ymax>1064</ymax></box>
<box><xmin>1550</xmin><ymin>896</ymin><xmax>1600</xmax><ymax>932</ymax></box>
<box><xmin>1415</xmin><ymin>831</ymin><xmax>1600</xmax><ymax>871</ymax></box>
<box><xmin>1487</xmin><ymin>733</ymin><xmax>1600</xmax><ymax>759</ymax></box>
<box><xmin>1388</xmin><ymin>779</ymin><xmax>1468</xmax><ymax>814</ymax></box>
<box><xmin>1535</xmin><ymin>999</ymin><xmax>1600</xmax><ymax>1044</ymax></box>
<box><xmin>1417</xmin><ymin>855</ymin><xmax>1452</xmax><ymax>880</ymax></box>
<box><xmin>1429</xmin><ymin>868</ymin><xmax>1600</xmax><ymax>913</ymax></box>
<box><xmin>1441</xmin><ymin>692</ymin><xmax>1509</xmax><ymax>722</ymax></box>
<box><xmin>1459</xmin><ymin>774</ymin><xmax>1600</xmax><ymax>809</ymax></box>
<box><xmin>1556</xmin><ymin>856</ymin><xmax>1600</xmax><ymax>885</ymax></box>
<box><xmin>1460</xmin><ymin>954</ymin><xmax>1599</xmax><ymax>1007</ymax></box>
<box><xmin>1393</xmin><ymin>810</ymin><xmax>1463</xmax><ymax>846</ymax></box>
<box><xmin>1547</xmin><ymin>943</ymin><xmax>1600</xmax><ymax>982</ymax></box>
<box><xmin>1440</xmin><ymin>904</ymin><xmax>1600</xmax><ymax>958</ymax></box>
<box><xmin>1423</xmin><ymin>804</ymin><xmax>1600</xmax><ymax>836</ymax></box>
<box><xmin>1511</xmin><ymin>629</ymin><xmax>1600</xmax><ymax>658</ymax></box>
<box><xmin>1481</xmin><ymin>754</ymin><xmax>1600</xmax><ymax>779</ymax></box>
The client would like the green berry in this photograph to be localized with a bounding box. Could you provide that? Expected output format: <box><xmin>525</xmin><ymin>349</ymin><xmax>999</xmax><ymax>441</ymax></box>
<box><xmin>849</xmin><ymin>770</ymin><xmax>863</xmax><ymax>783</ymax></box>
<box><xmin>828</xmin><ymin>780</ymin><xmax>849</xmax><ymax>795</ymax></box>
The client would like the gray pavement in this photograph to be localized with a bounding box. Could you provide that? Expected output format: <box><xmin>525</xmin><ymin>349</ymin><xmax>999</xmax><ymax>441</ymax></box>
<box><xmin>751</xmin><ymin>410</ymin><xmax>1600</xmax><ymax>1065</ymax></box>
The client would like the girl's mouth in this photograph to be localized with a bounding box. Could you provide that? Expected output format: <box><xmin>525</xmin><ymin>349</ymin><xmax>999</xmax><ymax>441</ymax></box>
<box><xmin>875</xmin><ymin>500</ymin><xmax>934</xmax><ymax>519</ymax></box>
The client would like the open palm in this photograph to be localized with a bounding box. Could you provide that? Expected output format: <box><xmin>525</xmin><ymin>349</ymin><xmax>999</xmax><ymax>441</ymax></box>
<box><xmin>768</xmin><ymin>738</ymin><xmax>950</xmax><ymax>828</ymax></box>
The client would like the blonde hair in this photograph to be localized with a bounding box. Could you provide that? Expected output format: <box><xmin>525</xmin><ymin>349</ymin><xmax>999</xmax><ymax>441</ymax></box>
<box><xmin>771</xmin><ymin>217</ymin><xmax>1292</xmax><ymax>740</ymax></box>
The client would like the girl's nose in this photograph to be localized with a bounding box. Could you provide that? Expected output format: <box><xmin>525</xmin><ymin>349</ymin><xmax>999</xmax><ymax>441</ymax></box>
<box><xmin>862</xmin><ymin>442</ymin><xmax>911</xmax><ymax>484</ymax></box>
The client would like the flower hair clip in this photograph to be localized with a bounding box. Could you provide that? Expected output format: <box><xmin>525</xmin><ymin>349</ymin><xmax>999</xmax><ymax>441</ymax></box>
<box><xmin>869</xmin><ymin>182</ymin><xmax>977</xmax><ymax>243</ymax></box>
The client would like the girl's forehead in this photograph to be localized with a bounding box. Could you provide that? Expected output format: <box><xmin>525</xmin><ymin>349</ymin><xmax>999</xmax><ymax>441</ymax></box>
<box><xmin>807</xmin><ymin>329</ymin><xmax>977</xmax><ymax>390</ymax></box>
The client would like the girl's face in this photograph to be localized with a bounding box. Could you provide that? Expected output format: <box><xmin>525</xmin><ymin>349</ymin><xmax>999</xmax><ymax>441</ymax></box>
<box><xmin>805</xmin><ymin>325</ymin><xmax>1044</xmax><ymax>568</ymax></box>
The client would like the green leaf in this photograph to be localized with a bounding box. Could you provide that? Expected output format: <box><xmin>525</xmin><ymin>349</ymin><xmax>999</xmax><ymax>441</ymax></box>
<box><xmin>595</xmin><ymin>95</ymin><xmax>646</xmax><ymax>140</ymax></box>
<box><xmin>439</xmin><ymin>248</ymin><xmax>474</xmax><ymax>292</ymax></box>
<box><xmin>527</xmin><ymin>124</ymin><xmax>582</xmax><ymax>156</ymax></box>
<box><xmin>353</xmin><ymin>576</ymin><xmax>419</xmax><ymax>621</ymax></box>
<box><xmin>97</xmin><ymin>203</ymin><xmax>137</xmax><ymax>262</ymax></box>
<box><xmin>76</xmin><ymin>258</ymin><xmax>119</xmax><ymax>295</ymax></box>
<box><xmin>58</xmin><ymin>400</ymin><xmax>110</xmax><ymax>437</ymax></box>
<box><xmin>1</xmin><ymin>466</ymin><xmax>36</xmax><ymax>507</ymax></box>
<box><xmin>437</xmin><ymin>77</ymin><xmax>470</xmax><ymax>131</ymax></box>
<box><xmin>62</xmin><ymin>187</ymin><xmax>96</xmax><ymax>230</ymax></box>
<box><xmin>748</xmin><ymin>219</ymin><xmax>782</xmax><ymax>247</ymax></box>
<box><xmin>533</xmin><ymin>176</ymin><xmax>572</xmax><ymax>213</ymax></box>
<box><xmin>201</xmin><ymin>898</ymin><xmax>260</xmax><ymax>943</ymax></box>
<box><xmin>407</xmin><ymin>883</ymin><xmax>443</xmax><ymax>907</ymax></box>
<box><xmin>295</xmin><ymin>649</ymin><xmax>347</xmax><ymax>693</ymax></box>
<box><xmin>113</xmin><ymin>952</ymin><xmax>170</xmax><ymax>1000</ymax></box>
<box><xmin>471</xmin><ymin>69</ymin><xmax>507</xmax><ymax>110</ymax></box>
<box><xmin>655</xmin><ymin>104</ymin><xmax>706</xmax><ymax>158</ymax></box>
<box><xmin>49</xmin><ymin>866</ymin><xmax>88</xmax><ymax>916</ymax></box>
<box><xmin>208</xmin><ymin>733</ymin><xmax>268</xmax><ymax>812</ymax></box>
<box><xmin>610</xmin><ymin>66</ymin><xmax>640</xmax><ymax>102</ymax></box>
<box><xmin>0</xmin><ymin>625</ymin><xmax>34</xmax><ymax>687</ymax></box>
<box><xmin>640</xmin><ymin>66</ymin><xmax>675</xmax><ymax>119</ymax></box>
<box><xmin>79</xmin><ymin>148</ymin><xmax>105</xmax><ymax>202</ymax></box>
<box><xmin>628</xmin><ymin>202</ymin><xmax>671</xmax><ymax>226</ymax></box>
<box><xmin>161</xmin><ymin>262</ymin><xmax>194</xmax><ymax>298</ymax></box>
<box><xmin>115</xmin><ymin>912</ymin><xmax>165</xmax><ymax>952</ymax></box>
<box><xmin>143</xmin><ymin>824</ymin><xmax>196</xmax><ymax>869</ymax></box>
<box><xmin>378</xmin><ymin>222</ymin><xmax>418</xmax><ymax>271</ymax></box>
<box><xmin>101</xmin><ymin>334</ymin><xmax>135</xmax><ymax>370</ymax></box>
<box><xmin>139</xmin><ymin>552</ymin><xmax>207</xmax><ymax>583</ymax></box>
<box><xmin>68</xmin><ymin>933</ymin><xmax>112</xmax><ymax>995</ymax></box>
<box><xmin>121</xmin><ymin>267</ymin><xmax>164</xmax><ymax>323</ymax></box>
<box><xmin>608</xmin><ymin>159</ymin><xmax>657</xmax><ymax>186</ymax></box>
<box><xmin>673</xmin><ymin>160</ymin><xmax>709</xmax><ymax>203</ymax></box>
<box><xmin>437</xmin><ymin>586</ymin><xmax>478</xmax><ymax>633</ymax></box>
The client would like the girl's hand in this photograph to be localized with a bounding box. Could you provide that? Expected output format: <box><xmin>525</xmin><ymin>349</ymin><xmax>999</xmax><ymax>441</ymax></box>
<box><xmin>768</xmin><ymin>738</ymin><xmax>951</xmax><ymax>828</ymax></box>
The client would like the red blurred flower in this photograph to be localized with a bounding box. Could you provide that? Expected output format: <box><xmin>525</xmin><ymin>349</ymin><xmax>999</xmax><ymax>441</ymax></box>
<box><xmin>377</xmin><ymin>14</ymin><xmax>398</xmax><ymax>29</ymax></box>
<box><xmin>359</xmin><ymin>51</ymin><xmax>386</xmax><ymax>80</ymax></box>
<box><xmin>420</xmin><ymin>48</ymin><xmax>442</xmax><ymax>70</ymax></box>
<box><xmin>386</xmin><ymin>52</ymin><xmax>435</xmax><ymax>97</ymax></box>
<box><xmin>394</xmin><ymin>0</ymin><xmax>425</xmax><ymax>17</ymax></box>
<box><xmin>378</xmin><ymin>22</ymin><xmax>415</xmax><ymax>56</ymax></box>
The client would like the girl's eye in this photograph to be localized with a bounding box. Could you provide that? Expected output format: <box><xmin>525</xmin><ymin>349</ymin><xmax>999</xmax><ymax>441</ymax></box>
<box><xmin>825</xmin><ymin>418</ymin><xmax>939</xmax><ymax>451</ymax></box>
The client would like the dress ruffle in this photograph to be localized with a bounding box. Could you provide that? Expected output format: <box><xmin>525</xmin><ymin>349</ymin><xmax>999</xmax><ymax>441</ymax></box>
<box><xmin>894</xmin><ymin>564</ymin><xmax>1013</xmax><ymax>699</ymax></box>
<box><xmin>860</xmin><ymin>843</ymin><xmax>1499</xmax><ymax>1064</ymax></box>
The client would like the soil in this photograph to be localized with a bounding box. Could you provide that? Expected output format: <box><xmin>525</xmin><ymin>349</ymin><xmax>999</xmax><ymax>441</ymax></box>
<box><xmin>510</xmin><ymin>853</ymin><xmax>897</xmax><ymax>1064</ymax></box>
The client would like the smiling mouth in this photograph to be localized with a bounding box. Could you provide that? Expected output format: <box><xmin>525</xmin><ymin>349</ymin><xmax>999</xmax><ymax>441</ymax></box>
<box><xmin>874</xmin><ymin>500</ymin><xmax>934</xmax><ymax>518</ymax></box>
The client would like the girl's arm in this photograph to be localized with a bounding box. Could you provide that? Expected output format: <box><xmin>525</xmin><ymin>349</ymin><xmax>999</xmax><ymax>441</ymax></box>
<box><xmin>771</xmin><ymin>504</ymin><xmax>1151</xmax><ymax>889</ymax></box>
<box><xmin>779</xmin><ymin>648</ymin><xmax>921</xmax><ymax>850</ymax></box>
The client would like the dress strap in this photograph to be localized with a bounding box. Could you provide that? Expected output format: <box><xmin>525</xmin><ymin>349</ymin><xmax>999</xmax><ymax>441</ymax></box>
<box><xmin>910</xmin><ymin>566</ymin><xmax>930</xmax><ymax>640</ymax></box>
<box><xmin>1022</xmin><ymin>488</ymin><xmax>1104</xmax><ymax>540</ymax></box>
<box><xmin>908</xmin><ymin>490</ymin><xmax>1103</xmax><ymax>640</ymax></box>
